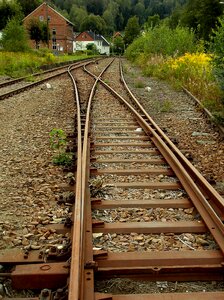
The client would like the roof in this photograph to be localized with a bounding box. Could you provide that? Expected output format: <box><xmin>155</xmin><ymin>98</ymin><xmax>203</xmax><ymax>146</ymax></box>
<box><xmin>23</xmin><ymin>2</ymin><xmax>75</xmax><ymax>27</ymax></box>
<box><xmin>113</xmin><ymin>32</ymin><xmax>123</xmax><ymax>38</ymax></box>
<box><xmin>80</xmin><ymin>31</ymin><xmax>110</xmax><ymax>46</ymax></box>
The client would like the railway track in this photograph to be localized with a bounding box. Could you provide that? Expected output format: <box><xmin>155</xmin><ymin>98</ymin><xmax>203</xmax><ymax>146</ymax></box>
<box><xmin>0</xmin><ymin>57</ymin><xmax>223</xmax><ymax>299</ymax></box>
<box><xmin>71</xmin><ymin>58</ymin><xmax>224</xmax><ymax>299</ymax></box>
<box><xmin>0</xmin><ymin>58</ymin><xmax>96</xmax><ymax>100</ymax></box>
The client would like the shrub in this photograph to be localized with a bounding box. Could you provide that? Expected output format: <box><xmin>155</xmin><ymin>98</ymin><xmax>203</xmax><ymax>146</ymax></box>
<box><xmin>49</xmin><ymin>128</ymin><xmax>73</xmax><ymax>167</ymax></box>
<box><xmin>125</xmin><ymin>24</ymin><xmax>197</xmax><ymax>61</ymax></box>
<box><xmin>1</xmin><ymin>18</ymin><xmax>30</xmax><ymax>52</ymax></box>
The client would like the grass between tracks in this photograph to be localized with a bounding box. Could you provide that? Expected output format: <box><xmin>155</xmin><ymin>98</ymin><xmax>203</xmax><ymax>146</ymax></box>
<box><xmin>0</xmin><ymin>50</ymin><xmax>95</xmax><ymax>78</ymax></box>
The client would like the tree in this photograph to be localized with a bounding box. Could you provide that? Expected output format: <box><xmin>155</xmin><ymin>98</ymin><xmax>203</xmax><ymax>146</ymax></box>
<box><xmin>209</xmin><ymin>17</ymin><xmax>224</xmax><ymax>95</ymax></box>
<box><xmin>168</xmin><ymin>5</ymin><xmax>183</xmax><ymax>29</ymax></box>
<box><xmin>145</xmin><ymin>14</ymin><xmax>160</xmax><ymax>30</ymax></box>
<box><xmin>41</xmin><ymin>22</ymin><xmax>51</xmax><ymax>45</ymax></box>
<box><xmin>112</xmin><ymin>36</ymin><xmax>125</xmax><ymax>54</ymax></box>
<box><xmin>17</xmin><ymin>0</ymin><xmax>41</xmax><ymax>16</ymax></box>
<box><xmin>86</xmin><ymin>0</ymin><xmax>105</xmax><ymax>16</ymax></box>
<box><xmin>116</xmin><ymin>0</ymin><xmax>132</xmax><ymax>26</ymax></box>
<box><xmin>133</xmin><ymin>1</ymin><xmax>146</xmax><ymax>25</ymax></box>
<box><xmin>124</xmin><ymin>16</ymin><xmax>141</xmax><ymax>46</ymax></box>
<box><xmin>180</xmin><ymin>0</ymin><xmax>223</xmax><ymax>40</ymax></box>
<box><xmin>70</xmin><ymin>5</ymin><xmax>88</xmax><ymax>31</ymax></box>
<box><xmin>80</xmin><ymin>14</ymin><xmax>107</xmax><ymax>34</ymax></box>
<box><xmin>27</xmin><ymin>18</ymin><xmax>50</xmax><ymax>49</ymax></box>
<box><xmin>0</xmin><ymin>0</ymin><xmax>22</xmax><ymax>30</ymax></box>
<box><xmin>102</xmin><ymin>1</ymin><xmax>119</xmax><ymax>32</ymax></box>
<box><xmin>1</xmin><ymin>17</ymin><xmax>29</xmax><ymax>52</ymax></box>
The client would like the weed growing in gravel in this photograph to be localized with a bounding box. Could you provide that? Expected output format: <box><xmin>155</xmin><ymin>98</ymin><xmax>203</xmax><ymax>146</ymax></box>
<box><xmin>134</xmin><ymin>79</ymin><xmax>144</xmax><ymax>88</ymax></box>
<box><xmin>160</xmin><ymin>100</ymin><xmax>173</xmax><ymax>112</ymax></box>
<box><xmin>154</xmin><ymin>100</ymin><xmax>173</xmax><ymax>113</ymax></box>
<box><xmin>49</xmin><ymin>128</ymin><xmax>73</xmax><ymax>167</ymax></box>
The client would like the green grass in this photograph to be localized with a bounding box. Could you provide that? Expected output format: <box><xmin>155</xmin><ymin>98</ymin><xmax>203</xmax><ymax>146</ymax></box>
<box><xmin>0</xmin><ymin>50</ymin><xmax>95</xmax><ymax>78</ymax></box>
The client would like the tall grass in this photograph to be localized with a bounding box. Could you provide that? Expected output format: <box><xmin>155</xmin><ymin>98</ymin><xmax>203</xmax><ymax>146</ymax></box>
<box><xmin>125</xmin><ymin>24</ymin><xmax>224</xmax><ymax>124</ymax></box>
<box><xmin>0</xmin><ymin>50</ymin><xmax>92</xmax><ymax>78</ymax></box>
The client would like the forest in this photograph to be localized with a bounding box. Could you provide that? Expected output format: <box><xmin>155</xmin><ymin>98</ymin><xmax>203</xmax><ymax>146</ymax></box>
<box><xmin>0</xmin><ymin>0</ymin><xmax>187</xmax><ymax>34</ymax></box>
<box><xmin>51</xmin><ymin>0</ymin><xmax>187</xmax><ymax>32</ymax></box>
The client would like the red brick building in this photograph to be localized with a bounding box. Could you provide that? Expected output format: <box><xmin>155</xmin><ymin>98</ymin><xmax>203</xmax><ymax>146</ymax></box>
<box><xmin>23</xmin><ymin>2</ymin><xmax>75</xmax><ymax>54</ymax></box>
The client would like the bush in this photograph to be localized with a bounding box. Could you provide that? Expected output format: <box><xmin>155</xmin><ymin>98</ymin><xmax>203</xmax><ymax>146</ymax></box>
<box><xmin>1</xmin><ymin>18</ymin><xmax>30</xmax><ymax>52</ymax></box>
<box><xmin>49</xmin><ymin>128</ymin><xmax>73</xmax><ymax>167</ymax></box>
<box><xmin>126</xmin><ymin>24</ymin><xmax>197</xmax><ymax>61</ymax></box>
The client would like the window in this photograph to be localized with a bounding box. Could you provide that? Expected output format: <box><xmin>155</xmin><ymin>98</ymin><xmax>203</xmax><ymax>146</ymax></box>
<box><xmin>39</xmin><ymin>15</ymin><xmax>44</xmax><ymax>21</ymax></box>
<box><xmin>52</xmin><ymin>42</ymin><xmax>57</xmax><ymax>50</ymax></box>
<box><xmin>52</xmin><ymin>28</ymin><xmax>56</xmax><ymax>35</ymax></box>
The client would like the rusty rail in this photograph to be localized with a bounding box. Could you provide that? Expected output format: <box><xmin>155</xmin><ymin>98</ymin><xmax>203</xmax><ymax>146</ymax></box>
<box><xmin>0</xmin><ymin>57</ymin><xmax>223</xmax><ymax>299</ymax></box>
<box><xmin>119</xmin><ymin>60</ymin><xmax>224</xmax><ymax>219</ymax></box>
<box><xmin>68</xmin><ymin>59</ymin><xmax>114</xmax><ymax>300</ymax></box>
<box><xmin>0</xmin><ymin>59</ymin><xmax>97</xmax><ymax>101</ymax></box>
<box><xmin>84</xmin><ymin>60</ymin><xmax>224</xmax><ymax>253</ymax></box>
<box><xmin>67</xmin><ymin>65</ymin><xmax>83</xmax><ymax>300</ymax></box>
<box><xmin>78</xmin><ymin>58</ymin><xmax>224</xmax><ymax>299</ymax></box>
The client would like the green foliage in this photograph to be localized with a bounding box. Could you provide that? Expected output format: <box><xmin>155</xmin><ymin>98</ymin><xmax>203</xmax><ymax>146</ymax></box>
<box><xmin>209</xmin><ymin>17</ymin><xmax>224</xmax><ymax>107</ymax></box>
<box><xmin>86</xmin><ymin>0</ymin><xmax>105</xmax><ymax>16</ymax></box>
<box><xmin>154</xmin><ymin>100</ymin><xmax>173</xmax><ymax>113</ymax></box>
<box><xmin>69</xmin><ymin>5</ymin><xmax>88</xmax><ymax>31</ymax></box>
<box><xmin>49</xmin><ymin>128</ymin><xmax>73</xmax><ymax>167</ymax></box>
<box><xmin>144</xmin><ymin>14</ymin><xmax>161</xmax><ymax>30</ymax></box>
<box><xmin>1</xmin><ymin>17</ymin><xmax>29</xmax><ymax>52</ymax></box>
<box><xmin>133</xmin><ymin>1</ymin><xmax>146</xmax><ymax>25</ymax></box>
<box><xmin>50</xmin><ymin>0</ymin><xmax>186</xmax><ymax>34</ymax></box>
<box><xmin>80</xmin><ymin>14</ymin><xmax>107</xmax><ymax>34</ymax></box>
<box><xmin>0</xmin><ymin>51</ymin><xmax>94</xmax><ymax>78</ymax></box>
<box><xmin>17</xmin><ymin>0</ymin><xmax>42</xmax><ymax>16</ymax></box>
<box><xmin>126</xmin><ymin>24</ymin><xmax>197</xmax><ymax>62</ymax></box>
<box><xmin>27</xmin><ymin>18</ymin><xmax>50</xmax><ymax>49</ymax></box>
<box><xmin>49</xmin><ymin>128</ymin><xmax>67</xmax><ymax>150</ymax></box>
<box><xmin>179</xmin><ymin>0</ymin><xmax>223</xmax><ymax>41</ymax></box>
<box><xmin>52</xmin><ymin>152</ymin><xmax>73</xmax><ymax>167</ymax></box>
<box><xmin>0</xmin><ymin>0</ymin><xmax>22</xmax><ymax>30</ymax></box>
<box><xmin>86</xmin><ymin>43</ymin><xmax>99</xmax><ymax>54</ymax></box>
<box><xmin>112</xmin><ymin>36</ymin><xmax>125</xmax><ymax>55</ymax></box>
<box><xmin>124</xmin><ymin>16</ymin><xmax>141</xmax><ymax>46</ymax></box>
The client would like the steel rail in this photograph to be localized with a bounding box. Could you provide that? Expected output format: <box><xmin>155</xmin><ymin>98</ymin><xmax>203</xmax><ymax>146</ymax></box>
<box><xmin>67</xmin><ymin>65</ymin><xmax>83</xmax><ymax>300</ymax></box>
<box><xmin>84</xmin><ymin>61</ymin><xmax>224</xmax><ymax>255</ymax></box>
<box><xmin>0</xmin><ymin>61</ymin><xmax>77</xmax><ymax>88</ymax></box>
<box><xmin>79</xmin><ymin>60</ymin><xmax>224</xmax><ymax>299</ymax></box>
<box><xmin>183</xmin><ymin>87</ymin><xmax>224</xmax><ymax>137</ymax></box>
<box><xmin>119</xmin><ymin>60</ymin><xmax>224</xmax><ymax>219</ymax></box>
<box><xmin>68</xmin><ymin>58</ymin><xmax>114</xmax><ymax>300</ymax></box>
<box><xmin>0</xmin><ymin>58</ymin><xmax>97</xmax><ymax>89</ymax></box>
<box><xmin>0</xmin><ymin>60</ymin><xmax>97</xmax><ymax>101</ymax></box>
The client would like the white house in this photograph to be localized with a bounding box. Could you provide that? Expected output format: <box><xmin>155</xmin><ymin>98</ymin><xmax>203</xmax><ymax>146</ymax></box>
<box><xmin>75</xmin><ymin>31</ymin><xmax>110</xmax><ymax>55</ymax></box>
